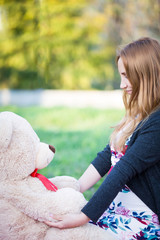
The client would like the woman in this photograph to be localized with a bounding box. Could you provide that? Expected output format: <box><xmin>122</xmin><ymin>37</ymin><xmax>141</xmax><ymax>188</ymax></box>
<box><xmin>46</xmin><ymin>37</ymin><xmax>160</xmax><ymax>239</ymax></box>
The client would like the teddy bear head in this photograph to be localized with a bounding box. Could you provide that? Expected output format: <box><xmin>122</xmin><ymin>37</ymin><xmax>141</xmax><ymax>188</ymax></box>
<box><xmin>0</xmin><ymin>111</ymin><xmax>55</xmax><ymax>181</ymax></box>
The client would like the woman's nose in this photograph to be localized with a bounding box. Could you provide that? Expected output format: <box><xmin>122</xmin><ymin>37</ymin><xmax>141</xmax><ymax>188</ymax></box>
<box><xmin>120</xmin><ymin>78</ymin><xmax>127</xmax><ymax>89</ymax></box>
<box><xmin>49</xmin><ymin>145</ymin><xmax>56</xmax><ymax>153</ymax></box>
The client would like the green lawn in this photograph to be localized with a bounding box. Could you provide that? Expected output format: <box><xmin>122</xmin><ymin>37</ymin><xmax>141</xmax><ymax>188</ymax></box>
<box><xmin>0</xmin><ymin>106</ymin><xmax>124</xmax><ymax>199</ymax></box>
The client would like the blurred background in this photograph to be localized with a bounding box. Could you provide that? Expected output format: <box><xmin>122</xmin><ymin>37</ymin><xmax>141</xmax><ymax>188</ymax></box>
<box><xmin>0</xmin><ymin>0</ymin><xmax>159</xmax><ymax>91</ymax></box>
<box><xmin>0</xmin><ymin>0</ymin><xmax>160</xmax><ymax>199</ymax></box>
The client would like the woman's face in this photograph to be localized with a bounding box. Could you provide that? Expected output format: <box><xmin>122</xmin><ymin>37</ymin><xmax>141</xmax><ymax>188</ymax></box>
<box><xmin>118</xmin><ymin>57</ymin><xmax>132</xmax><ymax>95</ymax></box>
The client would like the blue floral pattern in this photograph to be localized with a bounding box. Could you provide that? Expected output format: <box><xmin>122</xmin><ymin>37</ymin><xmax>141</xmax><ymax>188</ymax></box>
<box><xmin>91</xmin><ymin>137</ymin><xmax>160</xmax><ymax>239</ymax></box>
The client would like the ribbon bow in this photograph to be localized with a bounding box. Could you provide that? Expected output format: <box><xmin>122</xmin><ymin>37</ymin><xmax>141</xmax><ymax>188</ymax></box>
<box><xmin>31</xmin><ymin>168</ymin><xmax>58</xmax><ymax>192</ymax></box>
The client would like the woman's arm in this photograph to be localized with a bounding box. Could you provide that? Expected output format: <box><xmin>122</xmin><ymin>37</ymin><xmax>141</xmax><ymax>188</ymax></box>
<box><xmin>45</xmin><ymin>165</ymin><xmax>101</xmax><ymax>229</ymax></box>
<box><xmin>79</xmin><ymin>144</ymin><xmax>112</xmax><ymax>193</ymax></box>
<box><xmin>44</xmin><ymin>165</ymin><xmax>99</xmax><ymax>229</ymax></box>
<box><xmin>79</xmin><ymin>164</ymin><xmax>102</xmax><ymax>193</ymax></box>
<box><xmin>45</xmin><ymin>212</ymin><xmax>90</xmax><ymax>229</ymax></box>
<box><xmin>45</xmin><ymin>145</ymin><xmax>112</xmax><ymax>228</ymax></box>
<box><xmin>82</xmin><ymin>115</ymin><xmax>160</xmax><ymax>222</ymax></box>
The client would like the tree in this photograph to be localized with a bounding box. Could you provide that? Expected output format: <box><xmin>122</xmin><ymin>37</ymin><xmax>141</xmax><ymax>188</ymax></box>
<box><xmin>0</xmin><ymin>0</ymin><xmax>159</xmax><ymax>90</ymax></box>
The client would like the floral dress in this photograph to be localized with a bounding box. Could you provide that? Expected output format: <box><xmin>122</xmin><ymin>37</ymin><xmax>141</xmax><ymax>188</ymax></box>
<box><xmin>93</xmin><ymin>136</ymin><xmax>160</xmax><ymax>240</ymax></box>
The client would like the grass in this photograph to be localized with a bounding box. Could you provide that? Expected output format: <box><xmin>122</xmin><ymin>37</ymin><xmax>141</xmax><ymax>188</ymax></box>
<box><xmin>0</xmin><ymin>106</ymin><xmax>124</xmax><ymax>199</ymax></box>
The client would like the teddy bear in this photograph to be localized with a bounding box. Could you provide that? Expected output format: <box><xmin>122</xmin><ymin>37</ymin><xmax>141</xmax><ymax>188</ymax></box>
<box><xmin>0</xmin><ymin>111</ymin><xmax>115</xmax><ymax>240</ymax></box>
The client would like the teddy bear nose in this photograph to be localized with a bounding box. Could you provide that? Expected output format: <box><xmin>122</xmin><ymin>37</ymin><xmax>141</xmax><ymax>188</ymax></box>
<box><xmin>49</xmin><ymin>145</ymin><xmax>56</xmax><ymax>153</ymax></box>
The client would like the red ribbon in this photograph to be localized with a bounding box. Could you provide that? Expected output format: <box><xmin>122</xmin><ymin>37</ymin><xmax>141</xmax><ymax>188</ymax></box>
<box><xmin>31</xmin><ymin>169</ymin><xmax>58</xmax><ymax>192</ymax></box>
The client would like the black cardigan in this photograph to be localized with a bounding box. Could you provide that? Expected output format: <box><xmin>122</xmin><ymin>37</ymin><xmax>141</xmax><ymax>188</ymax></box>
<box><xmin>82</xmin><ymin>109</ymin><xmax>160</xmax><ymax>223</ymax></box>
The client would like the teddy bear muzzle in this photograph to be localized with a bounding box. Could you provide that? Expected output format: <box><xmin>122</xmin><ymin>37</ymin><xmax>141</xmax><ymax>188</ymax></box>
<box><xmin>49</xmin><ymin>145</ymin><xmax>56</xmax><ymax>153</ymax></box>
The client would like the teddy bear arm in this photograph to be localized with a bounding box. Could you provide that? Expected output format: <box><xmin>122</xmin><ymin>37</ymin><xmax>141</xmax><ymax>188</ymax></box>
<box><xmin>49</xmin><ymin>176</ymin><xmax>80</xmax><ymax>191</ymax></box>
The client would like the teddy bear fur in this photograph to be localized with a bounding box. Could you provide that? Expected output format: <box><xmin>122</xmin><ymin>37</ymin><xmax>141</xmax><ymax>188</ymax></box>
<box><xmin>0</xmin><ymin>111</ymin><xmax>115</xmax><ymax>240</ymax></box>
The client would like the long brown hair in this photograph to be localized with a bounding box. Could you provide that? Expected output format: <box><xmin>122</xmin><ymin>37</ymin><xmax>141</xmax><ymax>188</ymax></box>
<box><xmin>110</xmin><ymin>37</ymin><xmax>160</xmax><ymax>151</ymax></box>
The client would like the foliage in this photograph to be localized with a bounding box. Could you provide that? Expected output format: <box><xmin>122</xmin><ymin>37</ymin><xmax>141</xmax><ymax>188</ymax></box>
<box><xmin>0</xmin><ymin>105</ymin><xmax>124</xmax><ymax>198</ymax></box>
<box><xmin>0</xmin><ymin>0</ymin><xmax>159</xmax><ymax>90</ymax></box>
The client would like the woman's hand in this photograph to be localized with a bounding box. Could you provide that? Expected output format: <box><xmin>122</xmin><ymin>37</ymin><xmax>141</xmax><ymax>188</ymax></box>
<box><xmin>45</xmin><ymin>212</ymin><xmax>90</xmax><ymax>229</ymax></box>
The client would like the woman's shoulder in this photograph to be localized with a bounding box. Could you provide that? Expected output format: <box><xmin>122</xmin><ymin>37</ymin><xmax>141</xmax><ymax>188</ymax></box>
<box><xmin>150</xmin><ymin>108</ymin><xmax>160</xmax><ymax>119</ymax></box>
<box><xmin>133</xmin><ymin>108</ymin><xmax>160</xmax><ymax>135</ymax></box>
<box><xmin>146</xmin><ymin>108</ymin><xmax>160</xmax><ymax>125</ymax></box>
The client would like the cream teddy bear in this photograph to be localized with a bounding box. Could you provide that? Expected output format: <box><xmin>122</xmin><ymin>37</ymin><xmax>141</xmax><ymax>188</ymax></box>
<box><xmin>0</xmin><ymin>111</ymin><xmax>115</xmax><ymax>240</ymax></box>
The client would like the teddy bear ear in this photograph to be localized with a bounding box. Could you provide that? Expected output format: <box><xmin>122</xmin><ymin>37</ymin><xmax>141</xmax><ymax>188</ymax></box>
<box><xmin>0</xmin><ymin>116</ymin><xmax>13</xmax><ymax>149</ymax></box>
